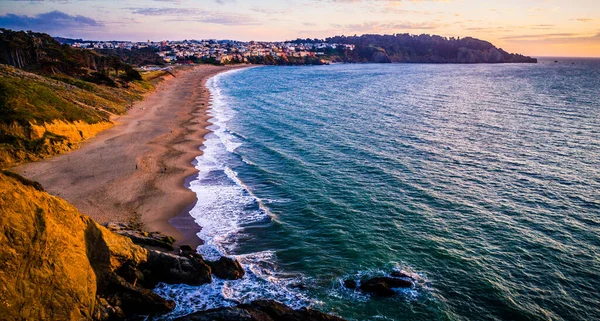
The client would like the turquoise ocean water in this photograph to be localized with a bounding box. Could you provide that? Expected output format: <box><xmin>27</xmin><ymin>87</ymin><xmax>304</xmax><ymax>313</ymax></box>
<box><xmin>155</xmin><ymin>59</ymin><xmax>600</xmax><ymax>321</ymax></box>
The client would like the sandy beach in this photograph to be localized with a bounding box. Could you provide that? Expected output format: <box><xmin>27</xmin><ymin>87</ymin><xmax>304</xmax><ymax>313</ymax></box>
<box><xmin>15</xmin><ymin>64</ymin><xmax>248</xmax><ymax>248</ymax></box>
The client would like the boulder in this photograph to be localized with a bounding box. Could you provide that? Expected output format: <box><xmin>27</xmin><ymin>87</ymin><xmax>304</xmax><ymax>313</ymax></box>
<box><xmin>343</xmin><ymin>279</ymin><xmax>357</xmax><ymax>289</ymax></box>
<box><xmin>140</xmin><ymin>249</ymin><xmax>212</xmax><ymax>288</ymax></box>
<box><xmin>179</xmin><ymin>244</ymin><xmax>196</xmax><ymax>258</ymax></box>
<box><xmin>390</xmin><ymin>271</ymin><xmax>410</xmax><ymax>278</ymax></box>
<box><xmin>359</xmin><ymin>277</ymin><xmax>412</xmax><ymax>297</ymax></box>
<box><xmin>176</xmin><ymin>300</ymin><xmax>347</xmax><ymax>321</ymax></box>
<box><xmin>207</xmin><ymin>256</ymin><xmax>245</xmax><ymax>280</ymax></box>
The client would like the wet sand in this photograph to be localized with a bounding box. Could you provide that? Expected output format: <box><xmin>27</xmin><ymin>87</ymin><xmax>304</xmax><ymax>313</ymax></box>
<box><xmin>15</xmin><ymin>64</ymin><xmax>248</xmax><ymax>249</ymax></box>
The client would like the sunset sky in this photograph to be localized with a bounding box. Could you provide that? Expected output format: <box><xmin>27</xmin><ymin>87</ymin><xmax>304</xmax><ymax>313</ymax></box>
<box><xmin>0</xmin><ymin>0</ymin><xmax>599</xmax><ymax>57</ymax></box>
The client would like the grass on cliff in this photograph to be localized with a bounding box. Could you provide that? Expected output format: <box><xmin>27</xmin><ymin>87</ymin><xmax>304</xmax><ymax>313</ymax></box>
<box><xmin>0</xmin><ymin>64</ymin><xmax>160</xmax><ymax>168</ymax></box>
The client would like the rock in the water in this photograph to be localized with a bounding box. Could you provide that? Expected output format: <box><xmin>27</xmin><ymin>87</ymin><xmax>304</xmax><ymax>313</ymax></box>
<box><xmin>207</xmin><ymin>256</ymin><xmax>245</xmax><ymax>280</ymax></box>
<box><xmin>176</xmin><ymin>307</ymin><xmax>256</xmax><ymax>321</ymax></box>
<box><xmin>140</xmin><ymin>249</ymin><xmax>212</xmax><ymax>288</ymax></box>
<box><xmin>359</xmin><ymin>280</ymin><xmax>395</xmax><ymax>297</ymax></box>
<box><xmin>390</xmin><ymin>271</ymin><xmax>411</xmax><ymax>278</ymax></box>
<box><xmin>359</xmin><ymin>277</ymin><xmax>412</xmax><ymax>297</ymax></box>
<box><xmin>176</xmin><ymin>300</ymin><xmax>347</xmax><ymax>321</ymax></box>
<box><xmin>343</xmin><ymin>279</ymin><xmax>357</xmax><ymax>289</ymax></box>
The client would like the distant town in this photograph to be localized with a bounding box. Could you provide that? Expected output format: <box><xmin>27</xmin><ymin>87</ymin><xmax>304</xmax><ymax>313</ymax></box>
<box><xmin>65</xmin><ymin>39</ymin><xmax>356</xmax><ymax>65</ymax></box>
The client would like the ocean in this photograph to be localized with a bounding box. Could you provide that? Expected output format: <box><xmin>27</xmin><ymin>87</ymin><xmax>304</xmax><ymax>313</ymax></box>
<box><xmin>155</xmin><ymin>59</ymin><xmax>600</xmax><ymax>321</ymax></box>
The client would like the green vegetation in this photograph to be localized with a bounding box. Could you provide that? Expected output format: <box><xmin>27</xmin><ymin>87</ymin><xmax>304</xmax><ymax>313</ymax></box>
<box><xmin>245</xmin><ymin>54</ymin><xmax>326</xmax><ymax>66</ymax></box>
<box><xmin>0</xmin><ymin>29</ymin><xmax>164</xmax><ymax>168</ymax></box>
<box><xmin>0</xmin><ymin>69</ymin><xmax>107</xmax><ymax>126</ymax></box>
<box><xmin>292</xmin><ymin>34</ymin><xmax>538</xmax><ymax>63</ymax></box>
<box><xmin>96</xmin><ymin>47</ymin><xmax>165</xmax><ymax>67</ymax></box>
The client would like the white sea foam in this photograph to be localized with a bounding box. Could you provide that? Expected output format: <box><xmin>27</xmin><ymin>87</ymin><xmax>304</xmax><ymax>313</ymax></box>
<box><xmin>153</xmin><ymin>67</ymin><xmax>311</xmax><ymax>319</ymax></box>
<box><xmin>153</xmin><ymin>251</ymin><xmax>313</xmax><ymax>320</ymax></box>
<box><xmin>191</xmin><ymin>68</ymin><xmax>272</xmax><ymax>259</ymax></box>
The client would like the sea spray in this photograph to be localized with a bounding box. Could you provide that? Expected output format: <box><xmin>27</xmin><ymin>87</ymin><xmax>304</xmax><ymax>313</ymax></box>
<box><xmin>153</xmin><ymin>68</ymin><xmax>312</xmax><ymax>319</ymax></box>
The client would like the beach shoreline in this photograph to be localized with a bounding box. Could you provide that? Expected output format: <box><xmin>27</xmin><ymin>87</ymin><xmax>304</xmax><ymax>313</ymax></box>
<box><xmin>14</xmin><ymin>64</ymin><xmax>250</xmax><ymax>248</ymax></box>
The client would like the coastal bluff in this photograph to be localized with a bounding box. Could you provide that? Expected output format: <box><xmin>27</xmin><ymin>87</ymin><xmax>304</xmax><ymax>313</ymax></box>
<box><xmin>0</xmin><ymin>171</ymin><xmax>345</xmax><ymax>320</ymax></box>
<box><xmin>0</xmin><ymin>170</ymin><xmax>194</xmax><ymax>319</ymax></box>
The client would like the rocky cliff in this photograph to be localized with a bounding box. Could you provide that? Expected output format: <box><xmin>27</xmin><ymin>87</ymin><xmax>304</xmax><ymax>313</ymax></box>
<box><xmin>0</xmin><ymin>171</ymin><xmax>345</xmax><ymax>320</ymax></box>
<box><xmin>0</xmin><ymin>171</ymin><xmax>210</xmax><ymax>319</ymax></box>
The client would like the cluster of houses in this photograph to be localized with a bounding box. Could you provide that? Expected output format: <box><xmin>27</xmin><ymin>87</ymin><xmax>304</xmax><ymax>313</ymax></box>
<box><xmin>69</xmin><ymin>39</ymin><xmax>355</xmax><ymax>64</ymax></box>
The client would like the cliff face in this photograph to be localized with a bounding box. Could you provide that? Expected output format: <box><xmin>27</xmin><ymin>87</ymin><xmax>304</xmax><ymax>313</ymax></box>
<box><xmin>0</xmin><ymin>170</ymin><xmax>92</xmax><ymax>318</ymax></box>
<box><xmin>0</xmin><ymin>171</ymin><xmax>212</xmax><ymax>320</ymax></box>
<box><xmin>0</xmin><ymin>171</ymin><xmax>138</xmax><ymax>319</ymax></box>
<box><xmin>0</xmin><ymin>171</ymin><xmax>345</xmax><ymax>320</ymax></box>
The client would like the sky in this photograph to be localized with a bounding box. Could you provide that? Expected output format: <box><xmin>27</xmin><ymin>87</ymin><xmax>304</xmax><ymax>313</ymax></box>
<box><xmin>0</xmin><ymin>0</ymin><xmax>599</xmax><ymax>57</ymax></box>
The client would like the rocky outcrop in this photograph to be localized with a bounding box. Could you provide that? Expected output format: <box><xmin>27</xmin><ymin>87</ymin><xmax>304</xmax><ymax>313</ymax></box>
<box><xmin>207</xmin><ymin>256</ymin><xmax>245</xmax><ymax>280</ymax></box>
<box><xmin>0</xmin><ymin>171</ymin><xmax>346</xmax><ymax>320</ymax></box>
<box><xmin>359</xmin><ymin>277</ymin><xmax>412</xmax><ymax>296</ymax></box>
<box><xmin>344</xmin><ymin>272</ymin><xmax>414</xmax><ymax>297</ymax></box>
<box><xmin>176</xmin><ymin>300</ymin><xmax>346</xmax><ymax>321</ymax></box>
<box><xmin>140</xmin><ymin>250</ymin><xmax>212</xmax><ymax>288</ymax></box>
<box><xmin>105</xmin><ymin>222</ymin><xmax>176</xmax><ymax>251</ymax></box>
<box><xmin>179</xmin><ymin>244</ymin><xmax>245</xmax><ymax>280</ymax></box>
<box><xmin>0</xmin><ymin>171</ymin><xmax>211</xmax><ymax>320</ymax></box>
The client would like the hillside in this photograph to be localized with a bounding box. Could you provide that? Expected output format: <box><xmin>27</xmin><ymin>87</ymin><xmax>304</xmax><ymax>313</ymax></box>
<box><xmin>96</xmin><ymin>48</ymin><xmax>166</xmax><ymax>67</ymax></box>
<box><xmin>0</xmin><ymin>29</ymin><xmax>167</xmax><ymax>168</ymax></box>
<box><xmin>295</xmin><ymin>34</ymin><xmax>537</xmax><ymax>63</ymax></box>
<box><xmin>0</xmin><ymin>170</ymin><xmax>346</xmax><ymax>320</ymax></box>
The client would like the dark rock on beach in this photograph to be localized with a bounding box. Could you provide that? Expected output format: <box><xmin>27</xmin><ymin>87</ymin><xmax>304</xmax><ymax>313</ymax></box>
<box><xmin>176</xmin><ymin>300</ymin><xmax>347</xmax><ymax>321</ymax></box>
<box><xmin>207</xmin><ymin>255</ymin><xmax>246</xmax><ymax>280</ymax></box>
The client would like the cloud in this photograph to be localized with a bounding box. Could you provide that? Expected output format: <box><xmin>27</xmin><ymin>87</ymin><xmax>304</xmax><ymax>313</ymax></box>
<box><xmin>0</xmin><ymin>0</ymin><xmax>72</xmax><ymax>2</ymax></box>
<box><xmin>501</xmin><ymin>33</ymin><xmax>577</xmax><ymax>40</ymax></box>
<box><xmin>151</xmin><ymin>0</ymin><xmax>234</xmax><ymax>3</ymax></box>
<box><xmin>129</xmin><ymin>8</ymin><xmax>198</xmax><ymax>16</ymax></box>
<box><xmin>502</xmin><ymin>33</ymin><xmax>600</xmax><ymax>45</ymax></box>
<box><xmin>571</xmin><ymin>18</ymin><xmax>594</xmax><ymax>22</ymax></box>
<box><xmin>0</xmin><ymin>10</ymin><xmax>102</xmax><ymax>33</ymax></box>
<box><xmin>250</xmin><ymin>6</ymin><xmax>291</xmax><ymax>15</ymax></box>
<box><xmin>325</xmin><ymin>0</ymin><xmax>449</xmax><ymax>2</ymax></box>
<box><xmin>332</xmin><ymin>21</ymin><xmax>441</xmax><ymax>33</ymax></box>
<box><xmin>129</xmin><ymin>7</ymin><xmax>259</xmax><ymax>26</ymax></box>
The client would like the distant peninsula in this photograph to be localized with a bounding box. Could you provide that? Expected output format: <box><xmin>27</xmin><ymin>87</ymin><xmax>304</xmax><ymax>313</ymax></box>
<box><xmin>291</xmin><ymin>34</ymin><xmax>537</xmax><ymax>64</ymax></box>
<box><xmin>51</xmin><ymin>31</ymin><xmax>536</xmax><ymax>66</ymax></box>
